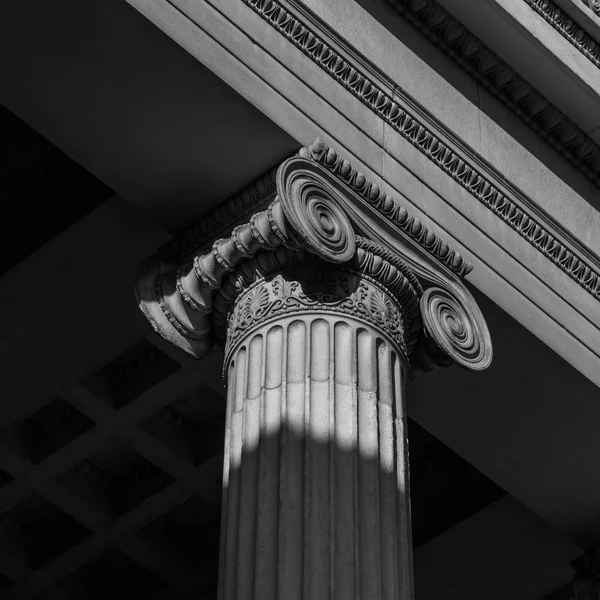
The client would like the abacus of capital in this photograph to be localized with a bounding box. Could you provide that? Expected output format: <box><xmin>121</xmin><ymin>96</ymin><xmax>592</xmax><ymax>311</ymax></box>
<box><xmin>136</xmin><ymin>139</ymin><xmax>493</xmax><ymax>599</ymax></box>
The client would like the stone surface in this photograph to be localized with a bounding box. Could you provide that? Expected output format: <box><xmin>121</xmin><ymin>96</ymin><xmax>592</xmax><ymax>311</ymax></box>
<box><xmin>220</xmin><ymin>310</ymin><xmax>412</xmax><ymax>599</ymax></box>
<box><xmin>136</xmin><ymin>145</ymin><xmax>493</xmax><ymax>599</ymax></box>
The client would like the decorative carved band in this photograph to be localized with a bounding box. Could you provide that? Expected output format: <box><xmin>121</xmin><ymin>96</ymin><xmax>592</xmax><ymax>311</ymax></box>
<box><xmin>381</xmin><ymin>0</ymin><xmax>600</xmax><ymax>182</ymax></box>
<box><xmin>220</xmin><ymin>266</ymin><xmax>408</xmax><ymax>365</ymax></box>
<box><xmin>240</xmin><ymin>0</ymin><xmax>600</xmax><ymax>301</ymax></box>
<box><xmin>523</xmin><ymin>0</ymin><xmax>600</xmax><ymax>68</ymax></box>
<box><xmin>305</xmin><ymin>139</ymin><xmax>600</xmax><ymax>301</ymax></box>
<box><xmin>211</xmin><ymin>238</ymin><xmax>423</xmax><ymax>359</ymax></box>
<box><xmin>242</xmin><ymin>0</ymin><xmax>599</xmax><ymax>187</ymax></box>
<box><xmin>582</xmin><ymin>0</ymin><xmax>600</xmax><ymax>17</ymax></box>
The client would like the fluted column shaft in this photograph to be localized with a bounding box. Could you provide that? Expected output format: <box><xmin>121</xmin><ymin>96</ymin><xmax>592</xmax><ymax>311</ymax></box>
<box><xmin>135</xmin><ymin>144</ymin><xmax>493</xmax><ymax>600</ymax></box>
<box><xmin>218</xmin><ymin>275</ymin><xmax>414</xmax><ymax>599</ymax></box>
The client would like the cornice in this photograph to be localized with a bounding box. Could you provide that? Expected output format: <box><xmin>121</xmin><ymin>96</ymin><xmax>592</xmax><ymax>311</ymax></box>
<box><xmin>379</xmin><ymin>0</ymin><xmax>600</xmax><ymax>184</ymax></box>
<box><xmin>523</xmin><ymin>0</ymin><xmax>600</xmax><ymax>68</ymax></box>
<box><xmin>241</xmin><ymin>0</ymin><xmax>600</xmax><ymax>302</ymax></box>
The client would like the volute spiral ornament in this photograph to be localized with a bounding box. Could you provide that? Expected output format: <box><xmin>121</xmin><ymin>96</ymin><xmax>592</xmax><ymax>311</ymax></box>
<box><xmin>420</xmin><ymin>286</ymin><xmax>493</xmax><ymax>371</ymax></box>
<box><xmin>137</xmin><ymin>140</ymin><xmax>493</xmax><ymax>376</ymax></box>
<box><xmin>277</xmin><ymin>159</ymin><xmax>356</xmax><ymax>263</ymax></box>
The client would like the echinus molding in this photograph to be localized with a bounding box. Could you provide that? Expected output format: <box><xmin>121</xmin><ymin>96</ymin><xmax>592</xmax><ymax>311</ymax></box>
<box><xmin>378</xmin><ymin>0</ymin><xmax>600</xmax><ymax>185</ymax></box>
<box><xmin>138</xmin><ymin>149</ymin><xmax>493</xmax><ymax>372</ymax></box>
<box><xmin>523</xmin><ymin>0</ymin><xmax>600</xmax><ymax>68</ymax></box>
<box><xmin>240</xmin><ymin>0</ymin><xmax>600</xmax><ymax>301</ymax></box>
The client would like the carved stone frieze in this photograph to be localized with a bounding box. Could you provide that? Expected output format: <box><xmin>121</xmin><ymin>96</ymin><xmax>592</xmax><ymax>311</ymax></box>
<box><xmin>380</xmin><ymin>0</ymin><xmax>600</xmax><ymax>181</ymax></box>
<box><xmin>523</xmin><ymin>0</ymin><xmax>600</xmax><ymax>68</ymax></box>
<box><xmin>237</xmin><ymin>0</ymin><xmax>600</xmax><ymax>302</ymax></box>
<box><xmin>153</xmin><ymin>1</ymin><xmax>600</xmax><ymax>307</ymax></box>
<box><xmin>137</xmin><ymin>147</ymin><xmax>493</xmax><ymax>375</ymax></box>
<box><xmin>582</xmin><ymin>0</ymin><xmax>600</xmax><ymax>17</ymax></box>
<box><xmin>241</xmin><ymin>0</ymin><xmax>600</xmax><ymax>186</ymax></box>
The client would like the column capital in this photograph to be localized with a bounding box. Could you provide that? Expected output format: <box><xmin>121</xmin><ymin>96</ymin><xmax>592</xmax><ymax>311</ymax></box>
<box><xmin>136</xmin><ymin>138</ymin><xmax>493</xmax><ymax>374</ymax></box>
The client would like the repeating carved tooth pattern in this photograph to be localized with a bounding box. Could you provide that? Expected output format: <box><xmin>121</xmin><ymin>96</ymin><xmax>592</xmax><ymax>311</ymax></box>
<box><xmin>240</xmin><ymin>0</ymin><xmax>600</xmax><ymax>301</ymax></box>
<box><xmin>523</xmin><ymin>0</ymin><xmax>600</xmax><ymax>68</ymax></box>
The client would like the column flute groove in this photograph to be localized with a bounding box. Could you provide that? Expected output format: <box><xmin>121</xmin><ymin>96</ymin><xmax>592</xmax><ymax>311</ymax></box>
<box><xmin>216</xmin><ymin>242</ymin><xmax>418</xmax><ymax>598</ymax></box>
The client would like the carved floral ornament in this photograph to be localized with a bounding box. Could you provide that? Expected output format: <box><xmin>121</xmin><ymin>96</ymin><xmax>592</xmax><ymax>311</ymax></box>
<box><xmin>136</xmin><ymin>141</ymin><xmax>492</xmax><ymax>375</ymax></box>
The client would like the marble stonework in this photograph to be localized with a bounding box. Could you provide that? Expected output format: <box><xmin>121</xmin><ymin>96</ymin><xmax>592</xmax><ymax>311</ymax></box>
<box><xmin>136</xmin><ymin>141</ymin><xmax>493</xmax><ymax>598</ymax></box>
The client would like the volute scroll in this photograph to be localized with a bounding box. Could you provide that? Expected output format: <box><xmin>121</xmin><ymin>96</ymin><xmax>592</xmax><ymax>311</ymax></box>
<box><xmin>136</xmin><ymin>139</ymin><xmax>493</xmax><ymax>375</ymax></box>
<box><xmin>420</xmin><ymin>286</ymin><xmax>493</xmax><ymax>371</ymax></box>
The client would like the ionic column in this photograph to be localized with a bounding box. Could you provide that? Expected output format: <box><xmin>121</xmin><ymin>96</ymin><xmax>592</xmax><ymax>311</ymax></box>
<box><xmin>135</xmin><ymin>144</ymin><xmax>493</xmax><ymax>600</ymax></box>
<box><xmin>215</xmin><ymin>257</ymin><xmax>414</xmax><ymax>600</ymax></box>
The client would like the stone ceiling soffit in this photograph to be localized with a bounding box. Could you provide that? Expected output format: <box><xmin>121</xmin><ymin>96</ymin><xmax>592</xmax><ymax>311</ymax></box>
<box><xmin>237</xmin><ymin>0</ymin><xmax>600</xmax><ymax>304</ymax></box>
